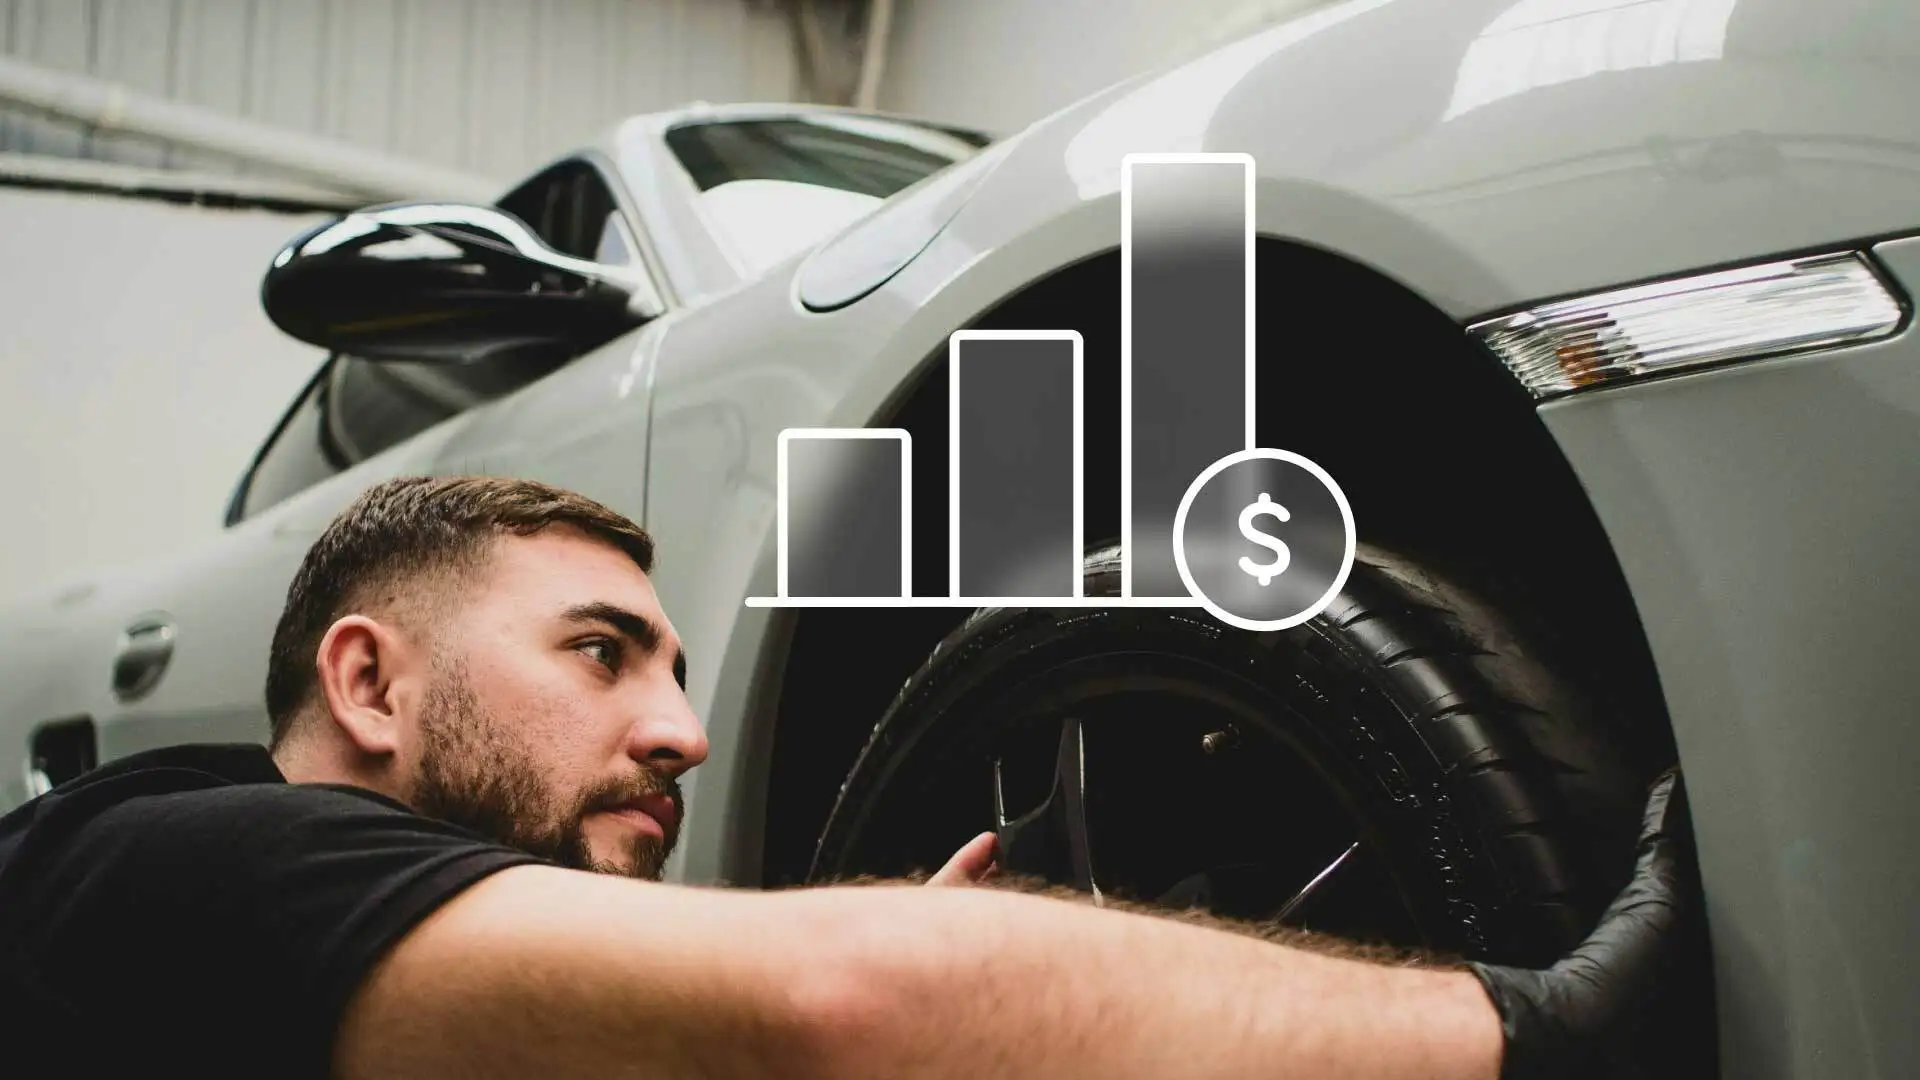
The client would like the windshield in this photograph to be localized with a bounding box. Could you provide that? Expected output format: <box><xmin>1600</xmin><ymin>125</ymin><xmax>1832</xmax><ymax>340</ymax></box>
<box><xmin>664</xmin><ymin>115</ymin><xmax>989</xmax><ymax>277</ymax></box>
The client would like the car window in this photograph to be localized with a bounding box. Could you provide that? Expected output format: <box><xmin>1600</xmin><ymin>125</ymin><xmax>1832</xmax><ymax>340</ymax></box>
<box><xmin>232</xmin><ymin>161</ymin><xmax>640</xmax><ymax>523</ymax></box>
<box><xmin>236</xmin><ymin>365</ymin><xmax>336</xmax><ymax>521</ymax></box>
<box><xmin>594</xmin><ymin>212</ymin><xmax>636</xmax><ymax>266</ymax></box>
<box><xmin>321</xmin><ymin>351</ymin><xmax>572</xmax><ymax>465</ymax></box>
<box><xmin>497</xmin><ymin>158</ymin><xmax>638</xmax><ymax>264</ymax></box>
<box><xmin>234</xmin><ymin>346</ymin><xmax>577</xmax><ymax>522</ymax></box>
<box><xmin>665</xmin><ymin>116</ymin><xmax>986</xmax><ymax>277</ymax></box>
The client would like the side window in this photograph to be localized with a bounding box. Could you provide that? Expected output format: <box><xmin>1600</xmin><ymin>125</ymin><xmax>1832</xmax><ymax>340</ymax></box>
<box><xmin>233</xmin><ymin>161</ymin><xmax>641</xmax><ymax>522</ymax></box>
<box><xmin>593</xmin><ymin>212</ymin><xmax>637</xmax><ymax>267</ymax></box>
<box><xmin>235</xmin><ymin>364</ymin><xmax>336</xmax><ymax>521</ymax></box>
<box><xmin>235</xmin><ymin>348</ymin><xmax>576</xmax><ymax>521</ymax></box>
<box><xmin>496</xmin><ymin>159</ymin><xmax>638</xmax><ymax>266</ymax></box>
<box><xmin>321</xmin><ymin>350</ymin><xmax>570</xmax><ymax>464</ymax></box>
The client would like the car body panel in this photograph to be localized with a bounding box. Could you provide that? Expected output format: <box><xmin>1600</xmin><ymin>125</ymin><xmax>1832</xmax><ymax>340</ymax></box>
<box><xmin>1534</xmin><ymin>235</ymin><xmax>1920</xmax><ymax>1080</ymax></box>
<box><xmin>0</xmin><ymin>579</ymin><xmax>118</xmax><ymax>807</ymax></box>
<box><xmin>427</xmin><ymin>327</ymin><xmax>665</xmax><ymax>520</ymax></box>
<box><xmin>925</xmin><ymin>0</ymin><xmax>1920</xmax><ymax>325</ymax></box>
<box><xmin>1203</xmin><ymin>0</ymin><xmax>1920</xmax><ymax>318</ymax></box>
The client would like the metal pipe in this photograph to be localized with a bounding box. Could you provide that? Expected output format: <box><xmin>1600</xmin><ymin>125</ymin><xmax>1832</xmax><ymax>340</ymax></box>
<box><xmin>0</xmin><ymin>55</ymin><xmax>500</xmax><ymax>204</ymax></box>
<box><xmin>794</xmin><ymin>0</ymin><xmax>847</xmax><ymax>104</ymax></box>
<box><xmin>854</xmin><ymin>0</ymin><xmax>895</xmax><ymax>111</ymax></box>
<box><xmin>0</xmin><ymin>151</ymin><xmax>362</xmax><ymax>211</ymax></box>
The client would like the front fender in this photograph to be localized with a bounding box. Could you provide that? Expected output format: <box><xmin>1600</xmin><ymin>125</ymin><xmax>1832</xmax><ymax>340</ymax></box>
<box><xmin>869</xmin><ymin>0</ymin><xmax>1920</xmax><ymax>398</ymax></box>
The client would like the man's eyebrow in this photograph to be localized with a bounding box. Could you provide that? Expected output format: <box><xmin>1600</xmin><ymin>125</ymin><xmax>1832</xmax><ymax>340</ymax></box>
<box><xmin>561</xmin><ymin>602</ymin><xmax>688</xmax><ymax>689</ymax></box>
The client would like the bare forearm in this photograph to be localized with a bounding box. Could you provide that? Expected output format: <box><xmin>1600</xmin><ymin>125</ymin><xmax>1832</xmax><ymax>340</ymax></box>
<box><xmin>339</xmin><ymin>867</ymin><xmax>1498</xmax><ymax>1080</ymax></box>
<box><xmin>336</xmin><ymin>868</ymin><xmax>858</xmax><ymax>1080</ymax></box>
<box><xmin>802</xmin><ymin>883</ymin><xmax>1502</xmax><ymax>1080</ymax></box>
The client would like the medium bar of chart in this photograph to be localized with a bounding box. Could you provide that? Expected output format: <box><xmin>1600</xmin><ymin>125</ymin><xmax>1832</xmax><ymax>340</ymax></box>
<box><xmin>949</xmin><ymin>330</ymin><xmax>1083</xmax><ymax>601</ymax></box>
<box><xmin>776</xmin><ymin>430</ymin><xmax>911</xmax><ymax>600</ymax></box>
<box><xmin>1121</xmin><ymin>153</ymin><xmax>1255</xmax><ymax>599</ymax></box>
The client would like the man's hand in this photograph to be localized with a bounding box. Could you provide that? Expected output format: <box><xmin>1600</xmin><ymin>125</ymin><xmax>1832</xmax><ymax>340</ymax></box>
<box><xmin>1468</xmin><ymin>768</ymin><xmax>1695</xmax><ymax>1080</ymax></box>
<box><xmin>927</xmin><ymin>830</ymin><xmax>999</xmax><ymax>885</ymax></box>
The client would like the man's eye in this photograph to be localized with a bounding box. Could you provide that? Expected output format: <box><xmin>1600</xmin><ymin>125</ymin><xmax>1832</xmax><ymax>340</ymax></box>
<box><xmin>577</xmin><ymin>639</ymin><xmax>622</xmax><ymax>671</ymax></box>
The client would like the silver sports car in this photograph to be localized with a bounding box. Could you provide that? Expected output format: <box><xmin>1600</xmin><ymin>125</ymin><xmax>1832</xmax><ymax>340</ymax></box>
<box><xmin>4</xmin><ymin>2</ymin><xmax>1915</xmax><ymax>1077</ymax></box>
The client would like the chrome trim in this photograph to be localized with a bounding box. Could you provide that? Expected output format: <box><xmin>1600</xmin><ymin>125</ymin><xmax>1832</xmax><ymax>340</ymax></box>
<box><xmin>578</xmin><ymin>147</ymin><xmax>679</xmax><ymax>314</ymax></box>
<box><xmin>1468</xmin><ymin>251</ymin><xmax>1907</xmax><ymax>398</ymax></box>
<box><xmin>603</xmin><ymin>211</ymin><xmax>668</xmax><ymax>320</ymax></box>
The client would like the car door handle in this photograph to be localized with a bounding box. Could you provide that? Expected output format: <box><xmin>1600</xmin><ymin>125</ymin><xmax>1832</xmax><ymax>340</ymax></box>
<box><xmin>112</xmin><ymin>616</ymin><xmax>176</xmax><ymax>702</ymax></box>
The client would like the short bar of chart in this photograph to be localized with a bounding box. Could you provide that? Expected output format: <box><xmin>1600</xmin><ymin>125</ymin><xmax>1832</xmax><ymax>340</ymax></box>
<box><xmin>1121</xmin><ymin>153</ymin><xmax>1255</xmax><ymax>598</ymax></box>
<box><xmin>776</xmin><ymin>430</ymin><xmax>911</xmax><ymax>600</ymax></box>
<box><xmin>949</xmin><ymin>331</ymin><xmax>1083</xmax><ymax>601</ymax></box>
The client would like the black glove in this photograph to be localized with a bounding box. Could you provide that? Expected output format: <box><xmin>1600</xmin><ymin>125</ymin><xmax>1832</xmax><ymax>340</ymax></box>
<box><xmin>1468</xmin><ymin>768</ymin><xmax>1696</xmax><ymax>1080</ymax></box>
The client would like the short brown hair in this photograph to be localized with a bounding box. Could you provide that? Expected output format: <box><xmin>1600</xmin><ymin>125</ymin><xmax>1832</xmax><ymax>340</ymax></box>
<box><xmin>264</xmin><ymin>475</ymin><xmax>654</xmax><ymax>746</ymax></box>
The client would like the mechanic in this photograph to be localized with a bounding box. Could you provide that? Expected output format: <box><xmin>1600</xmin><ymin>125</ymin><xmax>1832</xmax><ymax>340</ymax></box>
<box><xmin>0</xmin><ymin>475</ymin><xmax>1692</xmax><ymax>1080</ymax></box>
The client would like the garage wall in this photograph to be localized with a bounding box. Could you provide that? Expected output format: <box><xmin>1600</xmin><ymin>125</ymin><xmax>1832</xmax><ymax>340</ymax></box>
<box><xmin>0</xmin><ymin>0</ymin><xmax>801</xmax><ymax>184</ymax></box>
<box><xmin>0</xmin><ymin>186</ymin><xmax>328</xmax><ymax>607</ymax></box>
<box><xmin>878</xmin><ymin>0</ymin><xmax>1333</xmax><ymax>135</ymax></box>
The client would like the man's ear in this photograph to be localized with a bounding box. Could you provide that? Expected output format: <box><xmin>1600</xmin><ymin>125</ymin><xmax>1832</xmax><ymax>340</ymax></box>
<box><xmin>313</xmin><ymin>614</ymin><xmax>426</xmax><ymax>758</ymax></box>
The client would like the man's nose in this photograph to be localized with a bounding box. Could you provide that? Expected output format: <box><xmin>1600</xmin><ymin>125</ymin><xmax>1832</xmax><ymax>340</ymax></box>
<box><xmin>627</xmin><ymin>689</ymin><xmax>709</xmax><ymax>774</ymax></box>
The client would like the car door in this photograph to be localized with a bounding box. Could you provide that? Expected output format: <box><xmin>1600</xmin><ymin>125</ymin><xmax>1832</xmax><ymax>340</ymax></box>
<box><xmin>47</xmin><ymin>159</ymin><xmax>670</xmax><ymax>780</ymax></box>
<box><xmin>44</xmin><ymin>357</ymin><xmax>487</xmax><ymax>774</ymax></box>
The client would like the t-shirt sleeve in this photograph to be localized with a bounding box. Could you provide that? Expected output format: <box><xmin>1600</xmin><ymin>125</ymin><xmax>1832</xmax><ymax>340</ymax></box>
<box><xmin>34</xmin><ymin>783</ymin><xmax>547</xmax><ymax>1075</ymax></box>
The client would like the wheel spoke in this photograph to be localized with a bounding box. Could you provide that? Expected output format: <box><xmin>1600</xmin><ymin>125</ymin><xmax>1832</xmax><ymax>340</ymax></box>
<box><xmin>992</xmin><ymin>757</ymin><xmax>1012</xmax><ymax>832</ymax></box>
<box><xmin>1275</xmin><ymin>840</ymin><xmax>1360</xmax><ymax>923</ymax></box>
<box><xmin>1054</xmin><ymin>716</ymin><xmax>1101</xmax><ymax>901</ymax></box>
<box><xmin>991</xmin><ymin>717</ymin><xmax>1103</xmax><ymax>904</ymax></box>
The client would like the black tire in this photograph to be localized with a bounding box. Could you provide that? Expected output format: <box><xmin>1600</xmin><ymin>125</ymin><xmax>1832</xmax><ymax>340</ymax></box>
<box><xmin>811</xmin><ymin>545</ymin><xmax>1653</xmax><ymax>965</ymax></box>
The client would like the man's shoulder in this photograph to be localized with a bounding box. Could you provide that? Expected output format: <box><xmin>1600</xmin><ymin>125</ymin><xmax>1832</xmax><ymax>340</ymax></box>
<box><xmin>0</xmin><ymin>743</ymin><xmax>423</xmax><ymax>885</ymax></box>
<box><xmin>0</xmin><ymin>747</ymin><xmax>550</xmax><ymax>1078</ymax></box>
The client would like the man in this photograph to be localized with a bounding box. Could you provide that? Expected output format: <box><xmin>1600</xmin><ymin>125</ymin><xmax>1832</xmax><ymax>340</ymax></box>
<box><xmin>0</xmin><ymin>476</ymin><xmax>1691</xmax><ymax>1079</ymax></box>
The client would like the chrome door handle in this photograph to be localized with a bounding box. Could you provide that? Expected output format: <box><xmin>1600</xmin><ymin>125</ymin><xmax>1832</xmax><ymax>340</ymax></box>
<box><xmin>112</xmin><ymin>616</ymin><xmax>176</xmax><ymax>701</ymax></box>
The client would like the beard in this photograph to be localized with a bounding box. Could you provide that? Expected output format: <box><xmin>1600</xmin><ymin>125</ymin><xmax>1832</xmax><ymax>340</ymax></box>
<box><xmin>407</xmin><ymin>659</ymin><xmax>681</xmax><ymax>880</ymax></box>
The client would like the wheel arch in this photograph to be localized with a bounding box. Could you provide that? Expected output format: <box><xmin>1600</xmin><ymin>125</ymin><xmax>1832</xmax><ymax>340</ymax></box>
<box><xmin>757</xmin><ymin>237</ymin><xmax>1678</xmax><ymax>887</ymax></box>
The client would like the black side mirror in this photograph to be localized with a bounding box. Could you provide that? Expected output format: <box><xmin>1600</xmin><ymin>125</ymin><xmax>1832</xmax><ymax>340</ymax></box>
<box><xmin>261</xmin><ymin>202</ymin><xmax>660</xmax><ymax>364</ymax></box>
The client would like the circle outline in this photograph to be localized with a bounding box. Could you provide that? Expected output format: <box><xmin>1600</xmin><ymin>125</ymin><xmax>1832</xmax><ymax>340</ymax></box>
<box><xmin>1172</xmin><ymin>447</ymin><xmax>1357</xmax><ymax>632</ymax></box>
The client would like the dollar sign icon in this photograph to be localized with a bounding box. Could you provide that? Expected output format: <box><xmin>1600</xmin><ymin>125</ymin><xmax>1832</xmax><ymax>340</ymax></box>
<box><xmin>1236</xmin><ymin>493</ymin><xmax>1290</xmax><ymax>586</ymax></box>
<box><xmin>1173</xmin><ymin>448</ymin><xmax>1357</xmax><ymax>632</ymax></box>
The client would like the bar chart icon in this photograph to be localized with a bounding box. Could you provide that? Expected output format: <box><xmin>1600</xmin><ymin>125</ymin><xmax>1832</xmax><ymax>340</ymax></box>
<box><xmin>748</xmin><ymin>151</ymin><xmax>1354</xmax><ymax>624</ymax></box>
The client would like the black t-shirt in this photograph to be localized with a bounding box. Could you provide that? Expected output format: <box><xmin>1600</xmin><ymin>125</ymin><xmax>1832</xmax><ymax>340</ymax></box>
<box><xmin>0</xmin><ymin>743</ymin><xmax>547</xmax><ymax>1078</ymax></box>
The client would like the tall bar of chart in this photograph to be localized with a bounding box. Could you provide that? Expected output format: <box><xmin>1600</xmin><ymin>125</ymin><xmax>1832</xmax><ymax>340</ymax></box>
<box><xmin>1121</xmin><ymin>153</ymin><xmax>1255</xmax><ymax>599</ymax></box>
<box><xmin>748</xmin><ymin>151</ymin><xmax>1350</xmax><ymax>626</ymax></box>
